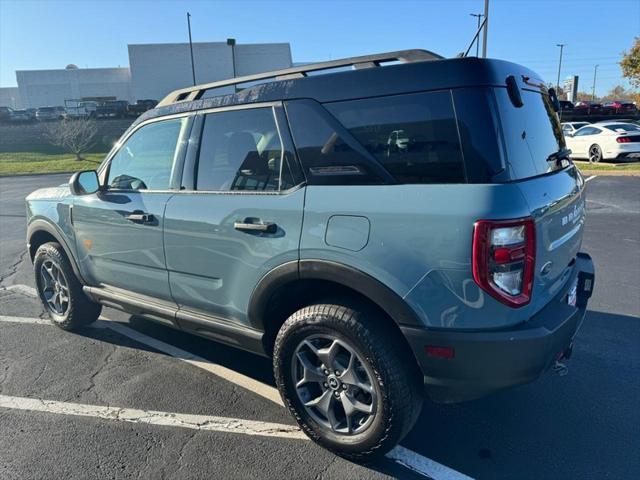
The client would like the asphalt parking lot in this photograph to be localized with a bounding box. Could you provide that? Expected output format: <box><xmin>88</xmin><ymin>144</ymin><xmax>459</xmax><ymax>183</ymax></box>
<box><xmin>1</xmin><ymin>173</ymin><xmax>638</xmax><ymax>480</ymax></box>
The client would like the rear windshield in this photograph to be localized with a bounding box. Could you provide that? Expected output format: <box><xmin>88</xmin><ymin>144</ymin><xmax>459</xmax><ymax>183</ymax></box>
<box><xmin>495</xmin><ymin>88</ymin><xmax>566</xmax><ymax>180</ymax></box>
<box><xmin>604</xmin><ymin>124</ymin><xmax>640</xmax><ymax>132</ymax></box>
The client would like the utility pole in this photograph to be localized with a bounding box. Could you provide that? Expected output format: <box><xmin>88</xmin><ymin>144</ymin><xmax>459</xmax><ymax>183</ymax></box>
<box><xmin>187</xmin><ymin>12</ymin><xmax>196</xmax><ymax>86</ymax></box>
<box><xmin>555</xmin><ymin>43</ymin><xmax>566</xmax><ymax>92</ymax></box>
<box><xmin>469</xmin><ymin>13</ymin><xmax>484</xmax><ymax>57</ymax></box>
<box><xmin>481</xmin><ymin>0</ymin><xmax>489</xmax><ymax>57</ymax></box>
<box><xmin>592</xmin><ymin>64</ymin><xmax>599</xmax><ymax>101</ymax></box>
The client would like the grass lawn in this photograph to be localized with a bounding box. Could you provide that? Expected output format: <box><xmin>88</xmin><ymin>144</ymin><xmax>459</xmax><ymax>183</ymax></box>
<box><xmin>573</xmin><ymin>160</ymin><xmax>640</xmax><ymax>175</ymax></box>
<box><xmin>0</xmin><ymin>152</ymin><xmax>107</xmax><ymax>176</ymax></box>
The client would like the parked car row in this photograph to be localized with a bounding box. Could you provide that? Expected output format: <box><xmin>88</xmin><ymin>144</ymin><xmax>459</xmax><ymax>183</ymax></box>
<box><xmin>560</xmin><ymin>99</ymin><xmax>638</xmax><ymax>116</ymax></box>
<box><xmin>561</xmin><ymin>120</ymin><xmax>640</xmax><ymax>162</ymax></box>
<box><xmin>0</xmin><ymin>99</ymin><xmax>158</xmax><ymax>123</ymax></box>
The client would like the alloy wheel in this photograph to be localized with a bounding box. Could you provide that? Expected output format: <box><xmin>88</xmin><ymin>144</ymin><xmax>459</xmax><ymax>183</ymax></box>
<box><xmin>589</xmin><ymin>145</ymin><xmax>602</xmax><ymax>163</ymax></box>
<box><xmin>40</xmin><ymin>259</ymin><xmax>70</xmax><ymax>315</ymax></box>
<box><xmin>291</xmin><ymin>335</ymin><xmax>378</xmax><ymax>435</ymax></box>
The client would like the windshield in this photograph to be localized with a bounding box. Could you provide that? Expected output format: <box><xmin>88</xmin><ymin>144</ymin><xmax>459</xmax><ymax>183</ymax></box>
<box><xmin>495</xmin><ymin>88</ymin><xmax>567</xmax><ymax>180</ymax></box>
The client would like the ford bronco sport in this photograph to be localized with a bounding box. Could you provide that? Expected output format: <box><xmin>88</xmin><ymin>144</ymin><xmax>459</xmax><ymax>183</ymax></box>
<box><xmin>26</xmin><ymin>50</ymin><xmax>595</xmax><ymax>460</ymax></box>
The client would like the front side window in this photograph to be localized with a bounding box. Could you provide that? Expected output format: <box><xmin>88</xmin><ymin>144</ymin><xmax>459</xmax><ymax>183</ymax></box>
<box><xmin>107</xmin><ymin>117</ymin><xmax>188</xmax><ymax>190</ymax></box>
<box><xmin>325</xmin><ymin>91</ymin><xmax>466</xmax><ymax>184</ymax></box>
<box><xmin>196</xmin><ymin>107</ymin><xmax>295</xmax><ymax>191</ymax></box>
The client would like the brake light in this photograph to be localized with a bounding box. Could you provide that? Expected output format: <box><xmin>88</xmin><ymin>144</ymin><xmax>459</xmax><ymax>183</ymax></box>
<box><xmin>616</xmin><ymin>136</ymin><xmax>631</xmax><ymax>143</ymax></box>
<box><xmin>472</xmin><ymin>218</ymin><xmax>535</xmax><ymax>307</ymax></box>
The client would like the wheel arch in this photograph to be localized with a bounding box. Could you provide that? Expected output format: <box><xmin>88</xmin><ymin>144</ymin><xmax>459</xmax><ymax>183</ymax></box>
<box><xmin>249</xmin><ymin>259</ymin><xmax>422</xmax><ymax>356</ymax></box>
<box><xmin>27</xmin><ymin>219</ymin><xmax>86</xmax><ymax>284</ymax></box>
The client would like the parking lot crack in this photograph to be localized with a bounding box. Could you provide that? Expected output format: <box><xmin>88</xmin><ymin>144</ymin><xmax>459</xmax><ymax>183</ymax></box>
<box><xmin>0</xmin><ymin>250</ymin><xmax>28</xmax><ymax>287</ymax></box>
<box><xmin>313</xmin><ymin>455</ymin><xmax>339</xmax><ymax>480</ymax></box>
<box><xmin>77</xmin><ymin>345</ymin><xmax>117</xmax><ymax>402</ymax></box>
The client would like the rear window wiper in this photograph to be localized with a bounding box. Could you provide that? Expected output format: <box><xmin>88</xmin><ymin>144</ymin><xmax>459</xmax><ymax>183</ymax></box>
<box><xmin>546</xmin><ymin>147</ymin><xmax>572</xmax><ymax>167</ymax></box>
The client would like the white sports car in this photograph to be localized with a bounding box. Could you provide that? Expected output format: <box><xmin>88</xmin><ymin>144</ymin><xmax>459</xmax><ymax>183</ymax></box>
<box><xmin>565</xmin><ymin>122</ymin><xmax>640</xmax><ymax>162</ymax></box>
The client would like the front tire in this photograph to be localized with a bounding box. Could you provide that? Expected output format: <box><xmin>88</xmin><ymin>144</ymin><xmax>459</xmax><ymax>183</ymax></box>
<box><xmin>34</xmin><ymin>242</ymin><xmax>101</xmax><ymax>330</ymax></box>
<box><xmin>273</xmin><ymin>303</ymin><xmax>422</xmax><ymax>461</ymax></box>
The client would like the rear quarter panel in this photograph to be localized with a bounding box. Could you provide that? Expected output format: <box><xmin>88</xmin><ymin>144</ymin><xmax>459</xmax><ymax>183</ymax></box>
<box><xmin>301</xmin><ymin>183</ymin><xmax>541</xmax><ymax>330</ymax></box>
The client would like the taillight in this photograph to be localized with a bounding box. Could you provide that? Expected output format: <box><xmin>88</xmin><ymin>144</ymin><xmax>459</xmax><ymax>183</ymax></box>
<box><xmin>616</xmin><ymin>136</ymin><xmax>631</xmax><ymax>143</ymax></box>
<box><xmin>472</xmin><ymin>218</ymin><xmax>535</xmax><ymax>308</ymax></box>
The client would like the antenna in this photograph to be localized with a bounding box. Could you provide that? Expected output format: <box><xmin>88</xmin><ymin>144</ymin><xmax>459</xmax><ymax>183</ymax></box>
<box><xmin>461</xmin><ymin>17</ymin><xmax>488</xmax><ymax>58</ymax></box>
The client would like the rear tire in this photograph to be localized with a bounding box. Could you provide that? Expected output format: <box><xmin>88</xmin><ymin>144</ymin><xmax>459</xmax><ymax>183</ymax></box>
<box><xmin>273</xmin><ymin>302</ymin><xmax>422</xmax><ymax>461</ymax></box>
<box><xmin>589</xmin><ymin>144</ymin><xmax>603</xmax><ymax>163</ymax></box>
<box><xmin>34</xmin><ymin>242</ymin><xmax>101</xmax><ymax>330</ymax></box>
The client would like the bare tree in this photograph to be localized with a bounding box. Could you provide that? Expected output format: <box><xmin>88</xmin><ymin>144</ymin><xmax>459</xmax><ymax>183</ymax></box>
<box><xmin>44</xmin><ymin>117</ymin><xmax>98</xmax><ymax>160</ymax></box>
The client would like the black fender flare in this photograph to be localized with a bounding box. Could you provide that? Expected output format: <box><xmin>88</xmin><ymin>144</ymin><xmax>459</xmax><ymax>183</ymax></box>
<box><xmin>248</xmin><ymin>259</ymin><xmax>422</xmax><ymax>331</ymax></box>
<box><xmin>27</xmin><ymin>219</ymin><xmax>86</xmax><ymax>284</ymax></box>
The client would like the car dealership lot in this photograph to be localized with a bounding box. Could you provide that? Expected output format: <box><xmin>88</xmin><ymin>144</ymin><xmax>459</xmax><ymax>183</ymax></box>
<box><xmin>1</xmin><ymin>174</ymin><xmax>639</xmax><ymax>479</ymax></box>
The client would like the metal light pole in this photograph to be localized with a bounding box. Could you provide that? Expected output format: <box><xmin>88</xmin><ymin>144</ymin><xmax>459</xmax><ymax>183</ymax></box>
<box><xmin>481</xmin><ymin>0</ymin><xmax>489</xmax><ymax>57</ymax></box>
<box><xmin>592</xmin><ymin>64</ymin><xmax>599</xmax><ymax>101</ymax></box>
<box><xmin>555</xmin><ymin>43</ymin><xmax>566</xmax><ymax>92</ymax></box>
<box><xmin>187</xmin><ymin>12</ymin><xmax>196</xmax><ymax>86</ymax></box>
<box><xmin>469</xmin><ymin>13</ymin><xmax>484</xmax><ymax>57</ymax></box>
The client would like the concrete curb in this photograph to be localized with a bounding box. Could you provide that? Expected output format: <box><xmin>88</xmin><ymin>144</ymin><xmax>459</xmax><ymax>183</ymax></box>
<box><xmin>579</xmin><ymin>170</ymin><xmax>640</xmax><ymax>176</ymax></box>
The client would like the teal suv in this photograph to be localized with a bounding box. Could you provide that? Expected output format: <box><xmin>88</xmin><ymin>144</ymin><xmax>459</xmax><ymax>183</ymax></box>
<box><xmin>26</xmin><ymin>50</ymin><xmax>595</xmax><ymax>459</ymax></box>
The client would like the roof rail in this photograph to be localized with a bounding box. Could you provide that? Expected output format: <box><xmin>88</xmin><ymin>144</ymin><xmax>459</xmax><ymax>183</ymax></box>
<box><xmin>157</xmin><ymin>49</ymin><xmax>444</xmax><ymax>107</ymax></box>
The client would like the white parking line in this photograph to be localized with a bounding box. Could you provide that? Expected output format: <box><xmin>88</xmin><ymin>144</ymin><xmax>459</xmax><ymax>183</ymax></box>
<box><xmin>96</xmin><ymin>319</ymin><xmax>285</xmax><ymax>406</ymax></box>
<box><xmin>3</xmin><ymin>284</ymin><xmax>38</xmax><ymax>297</ymax></box>
<box><xmin>585</xmin><ymin>175</ymin><xmax>597</xmax><ymax>182</ymax></box>
<box><xmin>0</xmin><ymin>315</ymin><xmax>50</xmax><ymax>325</ymax></box>
<box><xmin>1</xmin><ymin>286</ymin><xmax>475</xmax><ymax>480</ymax></box>
<box><xmin>0</xmin><ymin>394</ymin><xmax>306</xmax><ymax>440</ymax></box>
<box><xmin>389</xmin><ymin>446</ymin><xmax>473</xmax><ymax>480</ymax></box>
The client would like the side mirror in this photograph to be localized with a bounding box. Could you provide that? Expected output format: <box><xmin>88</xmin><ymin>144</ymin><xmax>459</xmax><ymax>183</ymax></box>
<box><xmin>69</xmin><ymin>170</ymin><xmax>100</xmax><ymax>195</ymax></box>
<box><xmin>565</xmin><ymin>132</ymin><xmax>574</xmax><ymax>137</ymax></box>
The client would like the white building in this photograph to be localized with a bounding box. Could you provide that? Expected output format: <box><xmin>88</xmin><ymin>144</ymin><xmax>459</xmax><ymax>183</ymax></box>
<box><xmin>129</xmin><ymin>42</ymin><xmax>292</xmax><ymax>101</ymax></box>
<box><xmin>0</xmin><ymin>87</ymin><xmax>22</xmax><ymax>109</ymax></box>
<box><xmin>8</xmin><ymin>41</ymin><xmax>292</xmax><ymax>109</ymax></box>
<box><xmin>16</xmin><ymin>66</ymin><xmax>131</xmax><ymax>109</ymax></box>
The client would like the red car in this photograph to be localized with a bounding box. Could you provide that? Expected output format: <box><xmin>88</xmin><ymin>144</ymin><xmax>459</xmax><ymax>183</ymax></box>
<box><xmin>602</xmin><ymin>101</ymin><xmax>637</xmax><ymax>115</ymax></box>
<box><xmin>574</xmin><ymin>101</ymin><xmax>603</xmax><ymax>115</ymax></box>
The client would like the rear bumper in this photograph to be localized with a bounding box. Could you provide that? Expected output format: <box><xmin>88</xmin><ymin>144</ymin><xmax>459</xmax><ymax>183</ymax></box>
<box><xmin>402</xmin><ymin>252</ymin><xmax>595</xmax><ymax>403</ymax></box>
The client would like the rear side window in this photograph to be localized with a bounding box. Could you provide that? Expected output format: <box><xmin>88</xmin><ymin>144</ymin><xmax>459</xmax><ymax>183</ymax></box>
<box><xmin>325</xmin><ymin>91</ymin><xmax>466</xmax><ymax>184</ymax></box>
<box><xmin>574</xmin><ymin>126</ymin><xmax>601</xmax><ymax>136</ymax></box>
<box><xmin>495</xmin><ymin>89</ymin><xmax>566</xmax><ymax>179</ymax></box>
<box><xmin>196</xmin><ymin>107</ymin><xmax>296</xmax><ymax>192</ymax></box>
<box><xmin>284</xmin><ymin>99</ymin><xmax>390</xmax><ymax>185</ymax></box>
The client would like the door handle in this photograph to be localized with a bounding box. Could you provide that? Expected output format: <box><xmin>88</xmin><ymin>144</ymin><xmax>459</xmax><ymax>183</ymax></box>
<box><xmin>234</xmin><ymin>220</ymin><xmax>277</xmax><ymax>234</ymax></box>
<box><xmin>126</xmin><ymin>212</ymin><xmax>154</xmax><ymax>224</ymax></box>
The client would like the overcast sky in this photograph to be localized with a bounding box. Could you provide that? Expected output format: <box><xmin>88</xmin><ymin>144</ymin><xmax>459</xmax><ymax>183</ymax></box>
<box><xmin>0</xmin><ymin>0</ymin><xmax>637</xmax><ymax>96</ymax></box>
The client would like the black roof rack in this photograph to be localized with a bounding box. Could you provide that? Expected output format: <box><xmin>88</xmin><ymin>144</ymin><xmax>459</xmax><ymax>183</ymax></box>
<box><xmin>157</xmin><ymin>49</ymin><xmax>443</xmax><ymax>107</ymax></box>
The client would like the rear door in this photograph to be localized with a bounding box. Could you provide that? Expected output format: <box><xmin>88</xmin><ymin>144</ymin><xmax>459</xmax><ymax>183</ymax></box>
<box><xmin>494</xmin><ymin>87</ymin><xmax>585</xmax><ymax>312</ymax></box>
<box><xmin>163</xmin><ymin>104</ymin><xmax>305</xmax><ymax>328</ymax></box>
<box><xmin>73</xmin><ymin>115</ymin><xmax>192</xmax><ymax>300</ymax></box>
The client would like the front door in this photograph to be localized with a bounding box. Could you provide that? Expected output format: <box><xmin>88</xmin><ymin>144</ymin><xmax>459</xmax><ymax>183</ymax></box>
<box><xmin>73</xmin><ymin>115</ymin><xmax>192</xmax><ymax>300</ymax></box>
<box><xmin>163</xmin><ymin>105</ymin><xmax>305</xmax><ymax>327</ymax></box>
